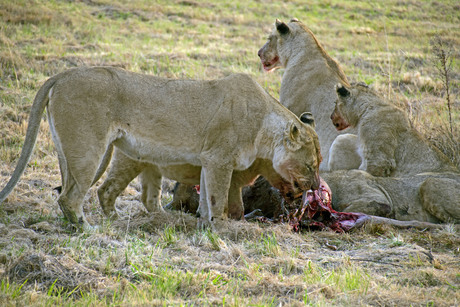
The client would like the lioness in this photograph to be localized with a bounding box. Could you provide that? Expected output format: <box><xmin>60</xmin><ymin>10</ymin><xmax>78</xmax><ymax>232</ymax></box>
<box><xmin>0</xmin><ymin>67</ymin><xmax>321</xmax><ymax>227</ymax></box>
<box><xmin>258</xmin><ymin>18</ymin><xmax>355</xmax><ymax>170</ymax></box>
<box><xmin>330</xmin><ymin>83</ymin><xmax>458</xmax><ymax>176</ymax></box>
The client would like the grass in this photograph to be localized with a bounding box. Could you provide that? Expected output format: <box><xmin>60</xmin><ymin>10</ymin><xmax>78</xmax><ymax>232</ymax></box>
<box><xmin>0</xmin><ymin>0</ymin><xmax>459</xmax><ymax>306</ymax></box>
<box><xmin>1</xmin><ymin>216</ymin><xmax>459</xmax><ymax>305</ymax></box>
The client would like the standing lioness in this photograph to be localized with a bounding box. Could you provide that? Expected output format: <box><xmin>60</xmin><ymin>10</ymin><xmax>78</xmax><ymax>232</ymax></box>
<box><xmin>0</xmin><ymin>67</ymin><xmax>321</xmax><ymax>227</ymax></box>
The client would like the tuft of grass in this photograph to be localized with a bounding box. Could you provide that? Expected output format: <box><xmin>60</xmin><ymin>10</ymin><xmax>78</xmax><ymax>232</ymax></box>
<box><xmin>388</xmin><ymin>233</ymin><xmax>406</xmax><ymax>247</ymax></box>
<box><xmin>254</xmin><ymin>232</ymin><xmax>280</xmax><ymax>257</ymax></box>
<box><xmin>160</xmin><ymin>225</ymin><xmax>178</xmax><ymax>246</ymax></box>
<box><xmin>303</xmin><ymin>260</ymin><xmax>370</xmax><ymax>296</ymax></box>
<box><xmin>205</xmin><ymin>229</ymin><xmax>227</xmax><ymax>251</ymax></box>
<box><xmin>1</xmin><ymin>279</ymin><xmax>28</xmax><ymax>300</ymax></box>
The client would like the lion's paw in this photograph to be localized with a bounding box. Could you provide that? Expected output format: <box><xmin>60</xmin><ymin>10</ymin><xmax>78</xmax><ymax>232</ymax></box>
<box><xmin>367</xmin><ymin>160</ymin><xmax>395</xmax><ymax>177</ymax></box>
<box><xmin>197</xmin><ymin>217</ymin><xmax>214</xmax><ymax>231</ymax></box>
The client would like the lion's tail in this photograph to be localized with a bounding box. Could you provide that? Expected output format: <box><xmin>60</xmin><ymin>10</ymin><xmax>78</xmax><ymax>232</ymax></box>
<box><xmin>0</xmin><ymin>76</ymin><xmax>58</xmax><ymax>203</ymax></box>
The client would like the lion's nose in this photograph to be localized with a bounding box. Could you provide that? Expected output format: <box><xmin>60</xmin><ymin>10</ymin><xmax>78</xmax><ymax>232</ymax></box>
<box><xmin>311</xmin><ymin>174</ymin><xmax>320</xmax><ymax>190</ymax></box>
<box><xmin>257</xmin><ymin>48</ymin><xmax>262</xmax><ymax>58</ymax></box>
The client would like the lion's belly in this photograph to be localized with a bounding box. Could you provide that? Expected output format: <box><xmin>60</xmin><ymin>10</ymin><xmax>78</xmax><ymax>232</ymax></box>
<box><xmin>113</xmin><ymin>133</ymin><xmax>201</xmax><ymax>167</ymax></box>
<box><xmin>159</xmin><ymin>164</ymin><xmax>201</xmax><ymax>184</ymax></box>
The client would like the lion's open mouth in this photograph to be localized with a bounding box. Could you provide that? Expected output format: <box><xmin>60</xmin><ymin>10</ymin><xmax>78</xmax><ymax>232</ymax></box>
<box><xmin>262</xmin><ymin>56</ymin><xmax>280</xmax><ymax>72</ymax></box>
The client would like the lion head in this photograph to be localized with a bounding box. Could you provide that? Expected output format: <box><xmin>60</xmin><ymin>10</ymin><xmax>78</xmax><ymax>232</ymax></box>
<box><xmin>331</xmin><ymin>84</ymin><xmax>353</xmax><ymax>130</ymax></box>
<box><xmin>257</xmin><ymin>19</ymin><xmax>302</xmax><ymax>72</ymax></box>
<box><xmin>258</xmin><ymin>19</ymin><xmax>348</xmax><ymax>82</ymax></box>
<box><xmin>273</xmin><ymin>112</ymin><xmax>322</xmax><ymax>193</ymax></box>
<box><xmin>331</xmin><ymin>83</ymin><xmax>373</xmax><ymax>131</ymax></box>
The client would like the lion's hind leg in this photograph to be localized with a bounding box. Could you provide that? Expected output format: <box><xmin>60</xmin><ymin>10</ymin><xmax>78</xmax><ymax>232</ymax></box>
<box><xmin>53</xmin><ymin>135</ymin><xmax>111</xmax><ymax>227</ymax></box>
<box><xmin>55</xmin><ymin>146</ymin><xmax>99</xmax><ymax>226</ymax></box>
<box><xmin>327</xmin><ymin>134</ymin><xmax>362</xmax><ymax>171</ymax></box>
<box><xmin>227</xmin><ymin>182</ymin><xmax>244</xmax><ymax>220</ymax></box>
<box><xmin>420</xmin><ymin>177</ymin><xmax>460</xmax><ymax>223</ymax></box>
<box><xmin>56</xmin><ymin>155</ymin><xmax>103</xmax><ymax>227</ymax></box>
<box><xmin>57</xmin><ymin>182</ymin><xmax>89</xmax><ymax>226</ymax></box>
<box><xmin>97</xmin><ymin>149</ymin><xmax>144</xmax><ymax>217</ymax></box>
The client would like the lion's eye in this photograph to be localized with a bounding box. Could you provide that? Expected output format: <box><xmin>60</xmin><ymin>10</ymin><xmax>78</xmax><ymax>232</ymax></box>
<box><xmin>308</xmin><ymin>160</ymin><xmax>317</xmax><ymax>171</ymax></box>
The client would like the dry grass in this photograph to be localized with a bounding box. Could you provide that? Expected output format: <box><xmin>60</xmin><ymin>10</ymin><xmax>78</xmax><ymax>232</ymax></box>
<box><xmin>0</xmin><ymin>0</ymin><xmax>459</xmax><ymax>305</ymax></box>
<box><xmin>1</xmin><ymin>207</ymin><xmax>459</xmax><ymax>306</ymax></box>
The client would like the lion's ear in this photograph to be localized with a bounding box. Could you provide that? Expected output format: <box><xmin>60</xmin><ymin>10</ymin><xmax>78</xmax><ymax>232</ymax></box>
<box><xmin>275</xmin><ymin>19</ymin><xmax>290</xmax><ymax>35</ymax></box>
<box><xmin>336</xmin><ymin>83</ymin><xmax>350</xmax><ymax>97</ymax></box>
<box><xmin>299</xmin><ymin>112</ymin><xmax>315</xmax><ymax>129</ymax></box>
<box><xmin>284</xmin><ymin>122</ymin><xmax>303</xmax><ymax>151</ymax></box>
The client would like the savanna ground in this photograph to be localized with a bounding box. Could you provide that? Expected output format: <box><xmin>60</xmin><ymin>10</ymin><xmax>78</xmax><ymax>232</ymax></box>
<box><xmin>0</xmin><ymin>0</ymin><xmax>459</xmax><ymax>306</ymax></box>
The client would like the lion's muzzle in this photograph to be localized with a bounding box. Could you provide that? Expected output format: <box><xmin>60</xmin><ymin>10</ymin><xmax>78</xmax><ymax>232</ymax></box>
<box><xmin>292</xmin><ymin>171</ymin><xmax>320</xmax><ymax>194</ymax></box>
<box><xmin>330</xmin><ymin>112</ymin><xmax>349</xmax><ymax>131</ymax></box>
<box><xmin>258</xmin><ymin>45</ymin><xmax>280</xmax><ymax>72</ymax></box>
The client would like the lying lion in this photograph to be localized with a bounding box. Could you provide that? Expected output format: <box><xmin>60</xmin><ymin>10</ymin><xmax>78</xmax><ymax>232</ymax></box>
<box><xmin>322</xmin><ymin>170</ymin><xmax>460</xmax><ymax>223</ymax></box>
<box><xmin>0</xmin><ymin>67</ymin><xmax>321</xmax><ymax>228</ymax></box>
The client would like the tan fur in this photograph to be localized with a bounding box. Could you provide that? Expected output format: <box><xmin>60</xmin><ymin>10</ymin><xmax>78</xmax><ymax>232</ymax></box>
<box><xmin>0</xmin><ymin>67</ymin><xmax>321</xmax><ymax>227</ymax></box>
<box><xmin>98</xmin><ymin>150</ymin><xmax>306</xmax><ymax>220</ymax></box>
<box><xmin>99</xmin><ymin>113</ymin><xmax>321</xmax><ymax>219</ymax></box>
<box><xmin>258</xmin><ymin>19</ymin><xmax>354</xmax><ymax>170</ymax></box>
<box><xmin>97</xmin><ymin>19</ymin><xmax>352</xmax><ymax>216</ymax></box>
<box><xmin>331</xmin><ymin>83</ymin><xmax>458</xmax><ymax>176</ymax></box>
<box><xmin>322</xmin><ymin>170</ymin><xmax>460</xmax><ymax>223</ymax></box>
<box><xmin>327</xmin><ymin>134</ymin><xmax>361</xmax><ymax>171</ymax></box>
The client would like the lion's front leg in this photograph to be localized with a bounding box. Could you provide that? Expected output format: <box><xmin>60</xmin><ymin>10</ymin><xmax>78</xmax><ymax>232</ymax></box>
<box><xmin>197</xmin><ymin>168</ymin><xmax>210</xmax><ymax>228</ymax></box>
<box><xmin>139</xmin><ymin>165</ymin><xmax>164</xmax><ymax>213</ymax></box>
<box><xmin>360</xmin><ymin>129</ymin><xmax>397</xmax><ymax>177</ymax></box>
<box><xmin>198</xmin><ymin>164</ymin><xmax>233</xmax><ymax>228</ymax></box>
<box><xmin>360</xmin><ymin>151</ymin><xmax>396</xmax><ymax>177</ymax></box>
<box><xmin>362</xmin><ymin>148</ymin><xmax>396</xmax><ymax>177</ymax></box>
<box><xmin>227</xmin><ymin>183</ymin><xmax>244</xmax><ymax>220</ymax></box>
<box><xmin>366</xmin><ymin>161</ymin><xmax>396</xmax><ymax>177</ymax></box>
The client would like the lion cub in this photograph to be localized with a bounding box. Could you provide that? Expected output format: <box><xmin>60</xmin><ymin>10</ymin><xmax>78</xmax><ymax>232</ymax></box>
<box><xmin>330</xmin><ymin>83</ymin><xmax>458</xmax><ymax>177</ymax></box>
